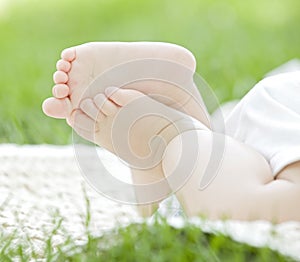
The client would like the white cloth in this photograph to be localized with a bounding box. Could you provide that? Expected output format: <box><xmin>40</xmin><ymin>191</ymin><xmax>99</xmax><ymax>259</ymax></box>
<box><xmin>225</xmin><ymin>71</ymin><xmax>300</xmax><ymax>175</ymax></box>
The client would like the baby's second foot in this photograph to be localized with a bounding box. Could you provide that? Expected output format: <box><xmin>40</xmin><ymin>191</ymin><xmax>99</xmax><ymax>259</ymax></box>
<box><xmin>71</xmin><ymin>87</ymin><xmax>206</xmax><ymax>168</ymax></box>
<box><xmin>42</xmin><ymin>42</ymin><xmax>209</xmax><ymax>126</ymax></box>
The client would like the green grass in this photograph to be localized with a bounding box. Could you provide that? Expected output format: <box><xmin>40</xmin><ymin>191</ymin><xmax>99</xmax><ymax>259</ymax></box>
<box><xmin>61</xmin><ymin>221</ymin><xmax>292</xmax><ymax>262</ymax></box>
<box><xmin>0</xmin><ymin>0</ymin><xmax>299</xmax><ymax>144</ymax></box>
<box><xmin>0</xmin><ymin>197</ymin><xmax>294</xmax><ymax>262</ymax></box>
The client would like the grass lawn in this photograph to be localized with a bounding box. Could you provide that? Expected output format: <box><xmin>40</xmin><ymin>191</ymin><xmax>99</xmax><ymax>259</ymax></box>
<box><xmin>0</xmin><ymin>201</ymin><xmax>294</xmax><ymax>261</ymax></box>
<box><xmin>0</xmin><ymin>0</ymin><xmax>299</xmax><ymax>260</ymax></box>
<box><xmin>0</xmin><ymin>0</ymin><xmax>299</xmax><ymax>144</ymax></box>
<box><xmin>1</xmin><ymin>223</ymin><xmax>293</xmax><ymax>261</ymax></box>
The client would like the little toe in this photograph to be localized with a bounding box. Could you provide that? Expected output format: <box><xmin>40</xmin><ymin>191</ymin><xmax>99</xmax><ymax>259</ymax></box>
<box><xmin>80</xmin><ymin>98</ymin><xmax>103</xmax><ymax>121</ymax></box>
<box><xmin>53</xmin><ymin>71</ymin><xmax>68</xmax><ymax>84</ymax></box>
<box><xmin>61</xmin><ymin>47</ymin><xmax>76</xmax><ymax>62</ymax></box>
<box><xmin>56</xmin><ymin>59</ymin><xmax>71</xmax><ymax>72</ymax></box>
<box><xmin>104</xmin><ymin>87</ymin><xmax>144</xmax><ymax>106</ymax></box>
<box><xmin>52</xmin><ymin>84</ymin><xmax>69</xmax><ymax>98</ymax></box>
<box><xmin>70</xmin><ymin>109</ymin><xmax>99</xmax><ymax>132</ymax></box>
<box><xmin>42</xmin><ymin>97</ymin><xmax>72</xmax><ymax>119</ymax></box>
<box><xmin>94</xmin><ymin>93</ymin><xmax>119</xmax><ymax>116</ymax></box>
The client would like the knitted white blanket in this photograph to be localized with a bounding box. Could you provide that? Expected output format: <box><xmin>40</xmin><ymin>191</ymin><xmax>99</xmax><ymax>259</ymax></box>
<box><xmin>0</xmin><ymin>144</ymin><xmax>299</xmax><ymax>260</ymax></box>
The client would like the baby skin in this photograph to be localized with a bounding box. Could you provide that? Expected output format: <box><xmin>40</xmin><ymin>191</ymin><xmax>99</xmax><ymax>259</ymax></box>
<box><xmin>42</xmin><ymin>42</ymin><xmax>209</xmax><ymax>126</ymax></box>
<box><xmin>69</xmin><ymin>86</ymin><xmax>204</xmax><ymax>166</ymax></box>
<box><xmin>42</xmin><ymin>41</ymin><xmax>210</xmax><ymax>215</ymax></box>
<box><xmin>43</xmin><ymin>43</ymin><xmax>300</xmax><ymax>222</ymax></box>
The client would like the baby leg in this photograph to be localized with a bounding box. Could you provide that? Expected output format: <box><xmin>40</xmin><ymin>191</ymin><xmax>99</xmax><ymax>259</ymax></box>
<box><xmin>71</xmin><ymin>87</ymin><xmax>208</xmax><ymax>212</ymax></box>
<box><xmin>162</xmin><ymin>131</ymin><xmax>300</xmax><ymax>222</ymax></box>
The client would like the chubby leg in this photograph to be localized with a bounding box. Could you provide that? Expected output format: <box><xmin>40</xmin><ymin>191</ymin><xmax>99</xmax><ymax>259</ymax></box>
<box><xmin>162</xmin><ymin>130</ymin><xmax>300</xmax><ymax>222</ymax></box>
<box><xmin>71</xmin><ymin>87</ymin><xmax>209</xmax><ymax>215</ymax></box>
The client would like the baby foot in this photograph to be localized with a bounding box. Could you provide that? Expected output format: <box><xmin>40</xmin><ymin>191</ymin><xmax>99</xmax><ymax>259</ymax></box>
<box><xmin>70</xmin><ymin>87</ymin><xmax>206</xmax><ymax>168</ymax></box>
<box><xmin>42</xmin><ymin>42</ymin><xmax>209</xmax><ymax>125</ymax></box>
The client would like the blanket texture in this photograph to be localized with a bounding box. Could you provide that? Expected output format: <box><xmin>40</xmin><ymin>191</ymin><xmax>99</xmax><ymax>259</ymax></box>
<box><xmin>0</xmin><ymin>144</ymin><xmax>299</xmax><ymax>260</ymax></box>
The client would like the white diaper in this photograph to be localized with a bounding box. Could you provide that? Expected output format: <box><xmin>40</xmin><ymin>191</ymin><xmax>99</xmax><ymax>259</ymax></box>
<box><xmin>225</xmin><ymin>71</ymin><xmax>300</xmax><ymax>175</ymax></box>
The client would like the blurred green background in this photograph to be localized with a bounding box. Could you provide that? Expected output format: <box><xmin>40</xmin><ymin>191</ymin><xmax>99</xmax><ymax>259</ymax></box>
<box><xmin>0</xmin><ymin>0</ymin><xmax>299</xmax><ymax>144</ymax></box>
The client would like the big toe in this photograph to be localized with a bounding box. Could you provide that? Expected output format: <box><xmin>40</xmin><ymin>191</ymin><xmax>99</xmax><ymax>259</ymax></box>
<box><xmin>42</xmin><ymin>97</ymin><xmax>72</xmax><ymax>119</ymax></box>
<box><xmin>104</xmin><ymin>87</ymin><xmax>144</xmax><ymax>106</ymax></box>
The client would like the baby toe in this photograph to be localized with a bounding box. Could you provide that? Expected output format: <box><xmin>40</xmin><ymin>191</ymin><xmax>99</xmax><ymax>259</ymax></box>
<box><xmin>94</xmin><ymin>93</ymin><xmax>119</xmax><ymax>116</ymax></box>
<box><xmin>52</xmin><ymin>84</ymin><xmax>69</xmax><ymax>98</ymax></box>
<box><xmin>42</xmin><ymin>97</ymin><xmax>72</xmax><ymax>119</ymax></box>
<box><xmin>70</xmin><ymin>109</ymin><xmax>98</xmax><ymax>132</ymax></box>
<box><xmin>104</xmin><ymin>87</ymin><xmax>144</xmax><ymax>106</ymax></box>
<box><xmin>53</xmin><ymin>71</ymin><xmax>68</xmax><ymax>84</ymax></box>
<box><xmin>61</xmin><ymin>47</ymin><xmax>76</xmax><ymax>62</ymax></box>
<box><xmin>56</xmin><ymin>59</ymin><xmax>71</xmax><ymax>72</ymax></box>
<box><xmin>80</xmin><ymin>98</ymin><xmax>102</xmax><ymax>121</ymax></box>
